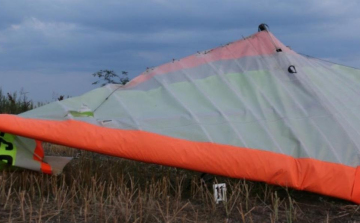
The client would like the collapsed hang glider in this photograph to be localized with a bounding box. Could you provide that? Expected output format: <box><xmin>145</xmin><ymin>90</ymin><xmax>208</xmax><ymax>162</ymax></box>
<box><xmin>1</xmin><ymin>24</ymin><xmax>360</xmax><ymax>203</ymax></box>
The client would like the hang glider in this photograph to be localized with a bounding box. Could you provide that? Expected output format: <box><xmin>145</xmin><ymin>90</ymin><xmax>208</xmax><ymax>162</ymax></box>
<box><xmin>1</xmin><ymin>25</ymin><xmax>360</xmax><ymax>203</ymax></box>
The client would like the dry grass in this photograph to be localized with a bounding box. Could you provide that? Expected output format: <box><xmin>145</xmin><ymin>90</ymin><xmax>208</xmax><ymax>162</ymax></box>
<box><xmin>0</xmin><ymin>144</ymin><xmax>359</xmax><ymax>222</ymax></box>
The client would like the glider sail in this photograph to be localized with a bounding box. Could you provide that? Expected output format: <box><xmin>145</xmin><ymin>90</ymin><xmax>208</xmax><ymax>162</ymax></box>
<box><xmin>0</xmin><ymin>132</ymin><xmax>71</xmax><ymax>174</ymax></box>
<box><xmin>1</xmin><ymin>29</ymin><xmax>360</xmax><ymax>203</ymax></box>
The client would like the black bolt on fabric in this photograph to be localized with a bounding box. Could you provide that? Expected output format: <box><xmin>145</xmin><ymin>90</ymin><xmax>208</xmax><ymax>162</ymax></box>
<box><xmin>288</xmin><ymin>65</ymin><xmax>297</xmax><ymax>73</ymax></box>
<box><xmin>258</xmin><ymin>23</ymin><xmax>269</xmax><ymax>32</ymax></box>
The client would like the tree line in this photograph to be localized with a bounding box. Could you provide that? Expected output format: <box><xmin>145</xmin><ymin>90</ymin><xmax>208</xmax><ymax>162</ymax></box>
<box><xmin>0</xmin><ymin>88</ymin><xmax>35</xmax><ymax>114</ymax></box>
<box><xmin>0</xmin><ymin>70</ymin><xmax>129</xmax><ymax>114</ymax></box>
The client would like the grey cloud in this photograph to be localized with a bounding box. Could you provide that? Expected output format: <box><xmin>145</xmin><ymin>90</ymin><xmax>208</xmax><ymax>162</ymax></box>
<box><xmin>0</xmin><ymin>0</ymin><xmax>359</xmax><ymax>101</ymax></box>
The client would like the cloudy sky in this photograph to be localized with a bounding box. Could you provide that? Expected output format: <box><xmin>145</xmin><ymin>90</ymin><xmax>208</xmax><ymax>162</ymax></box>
<box><xmin>0</xmin><ymin>0</ymin><xmax>359</xmax><ymax>102</ymax></box>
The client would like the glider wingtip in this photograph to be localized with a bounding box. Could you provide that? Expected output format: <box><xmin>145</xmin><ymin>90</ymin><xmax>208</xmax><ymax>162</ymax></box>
<box><xmin>43</xmin><ymin>156</ymin><xmax>73</xmax><ymax>175</ymax></box>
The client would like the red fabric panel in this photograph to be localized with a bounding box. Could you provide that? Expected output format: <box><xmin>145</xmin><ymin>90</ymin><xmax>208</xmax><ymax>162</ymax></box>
<box><xmin>33</xmin><ymin>140</ymin><xmax>44</xmax><ymax>161</ymax></box>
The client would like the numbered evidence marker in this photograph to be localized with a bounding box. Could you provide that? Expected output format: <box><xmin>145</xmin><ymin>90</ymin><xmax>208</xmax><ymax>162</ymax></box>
<box><xmin>0</xmin><ymin>132</ymin><xmax>17</xmax><ymax>166</ymax></box>
<box><xmin>213</xmin><ymin>183</ymin><xmax>227</xmax><ymax>204</ymax></box>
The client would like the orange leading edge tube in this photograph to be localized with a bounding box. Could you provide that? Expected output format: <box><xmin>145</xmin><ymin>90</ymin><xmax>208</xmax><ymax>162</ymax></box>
<box><xmin>0</xmin><ymin>114</ymin><xmax>359</xmax><ymax>203</ymax></box>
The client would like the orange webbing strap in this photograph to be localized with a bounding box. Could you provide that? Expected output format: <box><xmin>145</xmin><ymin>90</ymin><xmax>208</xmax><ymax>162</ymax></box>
<box><xmin>33</xmin><ymin>140</ymin><xmax>44</xmax><ymax>161</ymax></box>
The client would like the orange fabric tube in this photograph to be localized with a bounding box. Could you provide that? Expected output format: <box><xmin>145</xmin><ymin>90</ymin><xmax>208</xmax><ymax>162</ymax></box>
<box><xmin>0</xmin><ymin>114</ymin><xmax>358</xmax><ymax>203</ymax></box>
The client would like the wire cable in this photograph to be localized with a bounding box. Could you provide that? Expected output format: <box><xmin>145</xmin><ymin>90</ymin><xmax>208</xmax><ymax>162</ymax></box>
<box><xmin>299</xmin><ymin>53</ymin><xmax>360</xmax><ymax>71</ymax></box>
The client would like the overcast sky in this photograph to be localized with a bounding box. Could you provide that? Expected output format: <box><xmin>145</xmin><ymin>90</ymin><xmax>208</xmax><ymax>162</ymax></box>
<box><xmin>0</xmin><ymin>0</ymin><xmax>359</xmax><ymax>102</ymax></box>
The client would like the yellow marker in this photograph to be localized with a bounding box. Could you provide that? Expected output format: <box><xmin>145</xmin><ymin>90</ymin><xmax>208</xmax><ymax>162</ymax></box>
<box><xmin>0</xmin><ymin>132</ymin><xmax>17</xmax><ymax>166</ymax></box>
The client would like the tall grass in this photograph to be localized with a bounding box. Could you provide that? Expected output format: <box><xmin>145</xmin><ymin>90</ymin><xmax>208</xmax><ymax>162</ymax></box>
<box><xmin>0</xmin><ymin>145</ymin><xmax>359</xmax><ymax>222</ymax></box>
<box><xmin>0</xmin><ymin>88</ymin><xmax>34</xmax><ymax>114</ymax></box>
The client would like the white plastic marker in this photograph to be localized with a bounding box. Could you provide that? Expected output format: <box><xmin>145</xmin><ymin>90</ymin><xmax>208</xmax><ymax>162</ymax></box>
<box><xmin>213</xmin><ymin>183</ymin><xmax>227</xmax><ymax>204</ymax></box>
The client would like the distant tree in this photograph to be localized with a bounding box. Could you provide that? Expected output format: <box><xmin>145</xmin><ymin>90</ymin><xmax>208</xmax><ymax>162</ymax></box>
<box><xmin>92</xmin><ymin>70</ymin><xmax>129</xmax><ymax>86</ymax></box>
<box><xmin>51</xmin><ymin>92</ymin><xmax>70</xmax><ymax>101</ymax></box>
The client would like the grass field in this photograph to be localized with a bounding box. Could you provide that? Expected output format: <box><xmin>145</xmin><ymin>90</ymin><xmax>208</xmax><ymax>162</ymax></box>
<box><xmin>0</xmin><ymin>144</ymin><xmax>359</xmax><ymax>223</ymax></box>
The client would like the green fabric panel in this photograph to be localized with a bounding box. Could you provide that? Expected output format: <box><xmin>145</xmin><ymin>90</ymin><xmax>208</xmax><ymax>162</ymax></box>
<box><xmin>332</xmin><ymin>65</ymin><xmax>360</xmax><ymax>83</ymax></box>
<box><xmin>69</xmin><ymin>111</ymin><xmax>94</xmax><ymax>117</ymax></box>
<box><xmin>196</xmin><ymin>75</ymin><xmax>251</xmax><ymax>122</ymax></box>
<box><xmin>170</xmin><ymin>80</ymin><xmax>217</xmax><ymax>114</ymax></box>
<box><xmin>225</xmin><ymin>71</ymin><xmax>281</xmax><ymax>122</ymax></box>
<box><xmin>117</xmin><ymin>87</ymin><xmax>190</xmax><ymax>118</ymax></box>
<box><xmin>115</xmin><ymin>86</ymin><xmax>195</xmax><ymax>130</ymax></box>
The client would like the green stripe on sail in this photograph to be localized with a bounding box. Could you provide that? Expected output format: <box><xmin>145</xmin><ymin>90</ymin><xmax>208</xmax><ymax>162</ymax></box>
<box><xmin>69</xmin><ymin>111</ymin><xmax>94</xmax><ymax>117</ymax></box>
